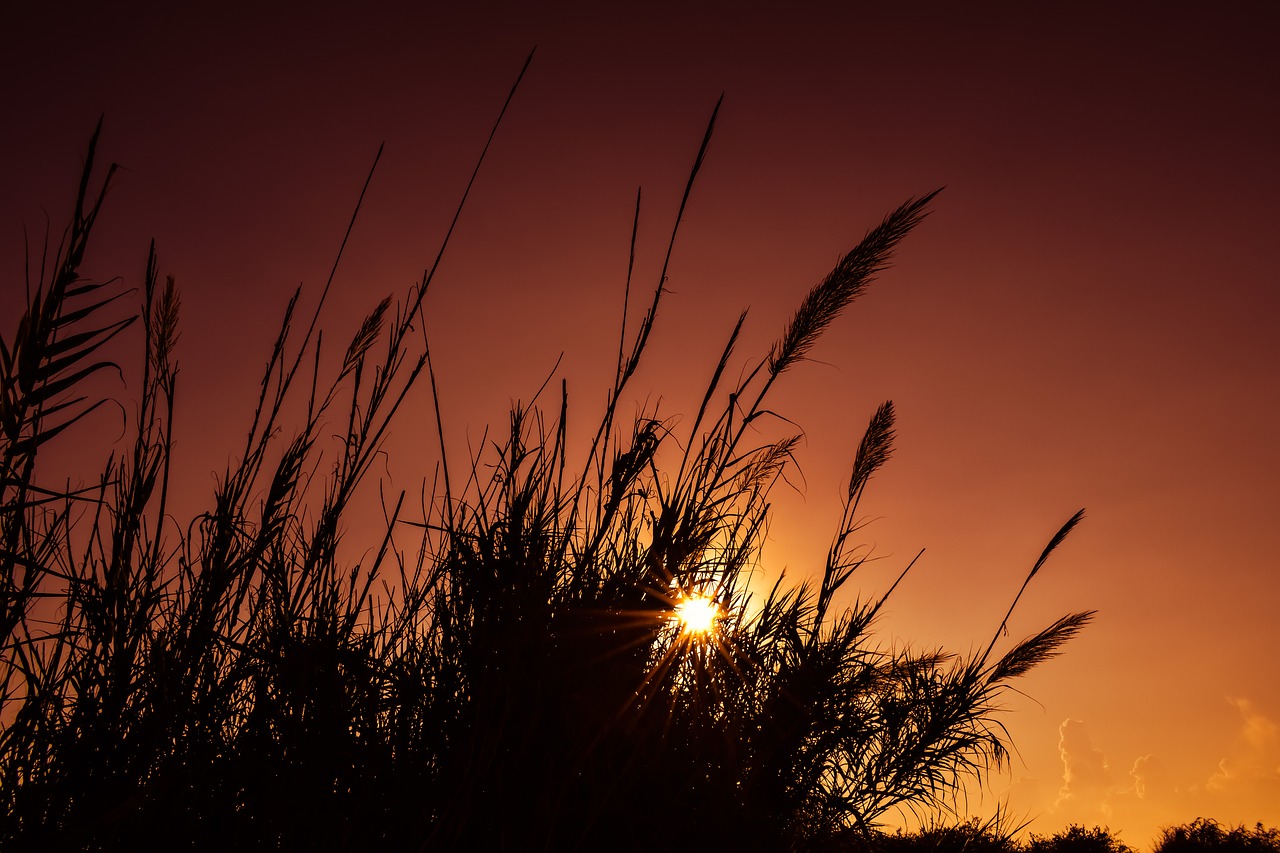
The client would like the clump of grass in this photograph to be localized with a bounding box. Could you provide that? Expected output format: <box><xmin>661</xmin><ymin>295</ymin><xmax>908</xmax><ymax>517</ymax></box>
<box><xmin>2</xmin><ymin>90</ymin><xmax>1094</xmax><ymax>851</ymax></box>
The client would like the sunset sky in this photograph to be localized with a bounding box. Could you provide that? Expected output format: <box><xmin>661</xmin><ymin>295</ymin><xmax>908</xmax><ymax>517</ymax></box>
<box><xmin>5</xmin><ymin>2</ymin><xmax>1278</xmax><ymax>846</ymax></box>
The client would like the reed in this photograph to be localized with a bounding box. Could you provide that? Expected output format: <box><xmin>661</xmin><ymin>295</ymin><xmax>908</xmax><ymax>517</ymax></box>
<box><xmin>1</xmin><ymin>94</ymin><xmax>1094</xmax><ymax>851</ymax></box>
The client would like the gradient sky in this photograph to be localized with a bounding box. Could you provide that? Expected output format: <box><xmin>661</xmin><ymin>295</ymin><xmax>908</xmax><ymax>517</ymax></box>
<box><xmin>5</xmin><ymin>2</ymin><xmax>1279</xmax><ymax>846</ymax></box>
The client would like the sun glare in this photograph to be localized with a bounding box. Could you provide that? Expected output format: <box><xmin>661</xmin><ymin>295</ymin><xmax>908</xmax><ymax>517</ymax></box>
<box><xmin>675</xmin><ymin>596</ymin><xmax>719</xmax><ymax>636</ymax></box>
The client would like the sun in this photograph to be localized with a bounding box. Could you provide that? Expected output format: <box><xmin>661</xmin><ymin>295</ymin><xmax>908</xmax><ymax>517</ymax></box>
<box><xmin>674</xmin><ymin>595</ymin><xmax>720</xmax><ymax>636</ymax></box>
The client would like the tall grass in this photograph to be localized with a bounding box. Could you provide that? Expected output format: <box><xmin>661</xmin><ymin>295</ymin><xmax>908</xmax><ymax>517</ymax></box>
<box><xmin>1</xmin><ymin>100</ymin><xmax>1093</xmax><ymax>851</ymax></box>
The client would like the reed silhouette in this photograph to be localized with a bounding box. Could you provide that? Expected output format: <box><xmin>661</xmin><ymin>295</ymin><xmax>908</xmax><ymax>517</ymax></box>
<box><xmin>2</xmin><ymin>98</ymin><xmax>1097</xmax><ymax>850</ymax></box>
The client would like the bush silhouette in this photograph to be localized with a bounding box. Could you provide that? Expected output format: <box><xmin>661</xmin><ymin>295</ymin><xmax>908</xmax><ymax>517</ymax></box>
<box><xmin>1027</xmin><ymin>824</ymin><xmax>1136</xmax><ymax>853</ymax></box>
<box><xmin>865</xmin><ymin>817</ymin><xmax>1022</xmax><ymax>853</ymax></box>
<box><xmin>1155</xmin><ymin>820</ymin><xmax>1280</xmax><ymax>853</ymax></box>
<box><xmin>2</xmin><ymin>104</ymin><xmax>1094</xmax><ymax>850</ymax></box>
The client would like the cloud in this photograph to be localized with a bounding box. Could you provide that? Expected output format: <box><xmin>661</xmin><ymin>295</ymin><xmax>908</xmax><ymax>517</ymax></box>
<box><xmin>1231</xmin><ymin>697</ymin><xmax>1279</xmax><ymax>752</ymax></box>
<box><xmin>1056</xmin><ymin>718</ymin><xmax>1113</xmax><ymax>807</ymax></box>
<box><xmin>1130</xmin><ymin>753</ymin><xmax>1169</xmax><ymax>800</ymax></box>
<box><xmin>1204</xmin><ymin>697</ymin><xmax>1280</xmax><ymax>795</ymax></box>
<box><xmin>1028</xmin><ymin>701</ymin><xmax>1280</xmax><ymax>848</ymax></box>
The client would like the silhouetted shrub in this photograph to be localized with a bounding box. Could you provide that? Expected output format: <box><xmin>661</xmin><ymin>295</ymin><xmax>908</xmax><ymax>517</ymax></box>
<box><xmin>868</xmin><ymin>818</ymin><xmax>1021</xmax><ymax>853</ymax></box>
<box><xmin>1155</xmin><ymin>819</ymin><xmax>1280</xmax><ymax>853</ymax></box>
<box><xmin>1027</xmin><ymin>824</ymin><xmax>1136</xmax><ymax>853</ymax></box>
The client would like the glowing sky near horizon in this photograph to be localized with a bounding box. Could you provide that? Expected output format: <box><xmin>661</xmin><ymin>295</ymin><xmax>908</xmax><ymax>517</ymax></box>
<box><xmin>4</xmin><ymin>2</ymin><xmax>1279</xmax><ymax>847</ymax></box>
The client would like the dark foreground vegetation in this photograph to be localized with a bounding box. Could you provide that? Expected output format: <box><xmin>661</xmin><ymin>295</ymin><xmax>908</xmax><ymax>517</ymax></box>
<box><xmin>0</xmin><ymin>94</ymin><xmax>1187</xmax><ymax>850</ymax></box>
<box><xmin>861</xmin><ymin>819</ymin><xmax>1280</xmax><ymax>853</ymax></box>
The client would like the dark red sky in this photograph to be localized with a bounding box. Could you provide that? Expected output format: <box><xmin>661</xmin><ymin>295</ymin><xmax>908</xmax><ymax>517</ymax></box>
<box><xmin>5</xmin><ymin>1</ymin><xmax>1279</xmax><ymax>844</ymax></box>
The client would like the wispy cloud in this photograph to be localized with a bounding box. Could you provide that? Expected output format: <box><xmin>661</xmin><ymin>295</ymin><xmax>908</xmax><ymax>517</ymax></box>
<box><xmin>1056</xmin><ymin>718</ymin><xmax>1113</xmax><ymax>808</ymax></box>
<box><xmin>1129</xmin><ymin>753</ymin><xmax>1169</xmax><ymax>800</ymax></box>
<box><xmin>1036</xmin><ymin>700</ymin><xmax>1280</xmax><ymax>848</ymax></box>
<box><xmin>1204</xmin><ymin>697</ymin><xmax>1280</xmax><ymax>794</ymax></box>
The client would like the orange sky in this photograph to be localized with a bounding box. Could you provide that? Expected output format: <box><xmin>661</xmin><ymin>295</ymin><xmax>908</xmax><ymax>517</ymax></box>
<box><xmin>5</xmin><ymin>2</ymin><xmax>1279</xmax><ymax>847</ymax></box>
